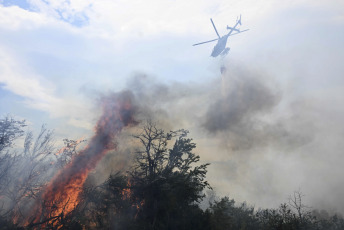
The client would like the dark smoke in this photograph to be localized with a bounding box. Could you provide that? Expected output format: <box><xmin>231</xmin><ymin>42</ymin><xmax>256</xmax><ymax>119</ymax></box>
<box><xmin>202</xmin><ymin>74</ymin><xmax>280</xmax><ymax>134</ymax></box>
<box><xmin>120</xmin><ymin>68</ymin><xmax>313</xmax><ymax>153</ymax></box>
<box><xmin>200</xmin><ymin>67</ymin><xmax>314</xmax><ymax>151</ymax></box>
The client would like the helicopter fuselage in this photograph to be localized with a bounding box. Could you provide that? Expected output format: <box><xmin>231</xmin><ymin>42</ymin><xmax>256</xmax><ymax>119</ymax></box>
<box><xmin>211</xmin><ymin>34</ymin><xmax>229</xmax><ymax>57</ymax></box>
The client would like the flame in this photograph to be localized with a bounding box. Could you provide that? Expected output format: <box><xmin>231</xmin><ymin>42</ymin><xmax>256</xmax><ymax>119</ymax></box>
<box><xmin>32</xmin><ymin>91</ymin><xmax>138</xmax><ymax>225</ymax></box>
<box><xmin>122</xmin><ymin>180</ymin><xmax>132</xmax><ymax>199</ymax></box>
<box><xmin>55</xmin><ymin>137</ymin><xmax>85</xmax><ymax>156</ymax></box>
<box><xmin>121</xmin><ymin>179</ymin><xmax>144</xmax><ymax>219</ymax></box>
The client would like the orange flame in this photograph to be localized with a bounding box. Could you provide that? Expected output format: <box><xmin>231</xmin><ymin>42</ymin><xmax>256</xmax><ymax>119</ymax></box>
<box><xmin>121</xmin><ymin>179</ymin><xmax>144</xmax><ymax>219</ymax></box>
<box><xmin>33</xmin><ymin>91</ymin><xmax>138</xmax><ymax>225</ymax></box>
<box><xmin>122</xmin><ymin>179</ymin><xmax>132</xmax><ymax>200</ymax></box>
<box><xmin>55</xmin><ymin>137</ymin><xmax>85</xmax><ymax>156</ymax></box>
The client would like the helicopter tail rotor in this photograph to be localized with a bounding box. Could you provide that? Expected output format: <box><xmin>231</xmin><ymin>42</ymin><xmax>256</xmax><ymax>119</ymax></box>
<box><xmin>226</xmin><ymin>26</ymin><xmax>240</xmax><ymax>32</ymax></box>
<box><xmin>237</xmin><ymin>14</ymin><xmax>242</xmax><ymax>25</ymax></box>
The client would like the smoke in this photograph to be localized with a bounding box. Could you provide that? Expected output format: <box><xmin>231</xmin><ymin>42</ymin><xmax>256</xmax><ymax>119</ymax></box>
<box><xmin>91</xmin><ymin>64</ymin><xmax>343</xmax><ymax>214</ymax></box>
<box><xmin>121</xmin><ymin>67</ymin><xmax>313</xmax><ymax>154</ymax></box>
<box><xmin>202</xmin><ymin>68</ymin><xmax>284</xmax><ymax>152</ymax></box>
<box><xmin>200</xmin><ymin>66</ymin><xmax>314</xmax><ymax>152</ymax></box>
<box><xmin>203</xmin><ymin>72</ymin><xmax>280</xmax><ymax>134</ymax></box>
<box><xmin>26</xmin><ymin>61</ymin><xmax>343</xmax><ymax>221</ymax></box>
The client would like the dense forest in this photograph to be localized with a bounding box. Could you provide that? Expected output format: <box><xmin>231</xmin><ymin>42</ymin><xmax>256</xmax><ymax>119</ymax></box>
<box><xmin>0</xmin><ymin>115</ymin><xmax>343</xmax><ymax>230</ymax></box>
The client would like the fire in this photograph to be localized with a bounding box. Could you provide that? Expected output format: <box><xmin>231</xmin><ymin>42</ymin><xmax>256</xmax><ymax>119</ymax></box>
<box><xmin>121</xmin><ymin>179</ymin><xmax>144</xmax><ymax>219</ymax></box>
<box><xmin>55</xmin><ymin>137</ymin><xmax>85</xmax><ymax>156</ymax></box>
<box><xmin>32</xmin><ymin>91</ymin><xmax>138</xmax><ymax>225</ymax></box>
<box><xmin>122</xmin><ymin>179</ymin><xmax>132</xmax><ymax>200</ymax></box>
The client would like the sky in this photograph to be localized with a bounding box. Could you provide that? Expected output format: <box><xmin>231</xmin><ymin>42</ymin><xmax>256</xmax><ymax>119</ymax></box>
<box><xmin>1</xmin><ymin>0</ymin><xmax>344</xmax><ymax>213</ymax></box>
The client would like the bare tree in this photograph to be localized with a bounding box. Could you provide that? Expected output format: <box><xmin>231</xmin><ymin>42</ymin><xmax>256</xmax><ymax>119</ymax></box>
<box><xmin>4</xmin><ymin>125</ymin><xmax>55</xmax><ymax>223</ymax></box>
<box><xmin>55</xmin><ymin>138</ymin><xmax>86</xmax><ymax>168</ymax></box>
<box><xmin>288</xmin><ymin>189</ymin><xmax>312</xmax><ymax>227</ymax></box>
<box><xmin>0</xmin><ymin>116</ymin><xmax>26</xmax><ymax>215</ymax></box>
<box><xmin>0</xmin><ymin>118</ymin><xmax>61</xmax><ymax>227</ymax></box>
<box><xmin>0</xmin><ymin>116</ymin><xmax>26</xmax><ymax>152</ymax></box>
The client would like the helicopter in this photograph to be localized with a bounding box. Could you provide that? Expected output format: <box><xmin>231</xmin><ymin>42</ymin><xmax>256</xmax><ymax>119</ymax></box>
<box><xmin>193</xmin><ymin>15</ymin><xmax>249</xmax><ymax>57</ymax></box>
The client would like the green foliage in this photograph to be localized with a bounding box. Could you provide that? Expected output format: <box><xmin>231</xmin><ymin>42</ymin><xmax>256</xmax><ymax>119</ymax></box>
<box><xmin>209</xmin><ymin>196</ymin><xmax>258</xmax><ymax>230</ymax></box>
<box><xmin>129</xmin><ymin>122</ymin><xmax>211</xmax><ymax>230</ymax></box>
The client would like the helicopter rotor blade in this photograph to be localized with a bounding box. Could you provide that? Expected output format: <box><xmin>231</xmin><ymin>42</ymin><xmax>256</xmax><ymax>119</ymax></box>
<box><xmin>210</xmin><ymin>18</ymin><xmax>220</xmax><ymax>38</ymax></box>
<box><xmin>228</xmin><ymin>29</ymin><xmax>249</xmax><ymax>37</ymax></box>
<box><xmin>193</xmin><ymin>38</ymin><xmax>219</xmax><ymax>46</ymax></box>
<box><xmin>239</xmin><ymin>29</ymin><xmax>249</xmax><ymax>33</ymax></box>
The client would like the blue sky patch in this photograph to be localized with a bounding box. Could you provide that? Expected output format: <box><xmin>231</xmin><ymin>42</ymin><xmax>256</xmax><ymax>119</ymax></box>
<box><xmin>1</xmin><ymin>0</ymin><xmax>89</xmax><ymax>27</ymax></box>
<box><xmin>1</xmin><ymin>0</ymin><xmax>32</xmax><ymax>11</ymax></box>
<box><xmin>56</xmin><ymin>9</ymin><xmax>90</xmax><ymax>27</ymax></box>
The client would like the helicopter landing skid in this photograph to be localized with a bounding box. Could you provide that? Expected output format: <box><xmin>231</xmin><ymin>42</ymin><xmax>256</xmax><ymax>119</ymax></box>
<box><xmin>221</xmin><ymin>47</ymin><xmax>230</xmax><ymax>56</ymax></box>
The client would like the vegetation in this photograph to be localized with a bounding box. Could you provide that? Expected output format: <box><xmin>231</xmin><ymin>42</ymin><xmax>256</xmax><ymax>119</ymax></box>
<box><xmin>0</xmin><ymin>116</ymin><xmax>343</xmax><ymax>229</ymax></box>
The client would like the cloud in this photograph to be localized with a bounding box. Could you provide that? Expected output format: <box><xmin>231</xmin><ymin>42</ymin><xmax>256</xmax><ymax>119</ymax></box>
<box><xmin>0</xmin><ymin>0</ymin><xmax>300</xmax><ymax>38</ymax></box>
<box><xmin>0</xmin><ymin>47</ymin><xmax>93</xmax><ymax>130</ymax></box>
<box><xmin>0</xmin><ymin>4</ymin><xmax>52</xmax><ymax>30</ymax></box>
<box><xmin>27</xmin><ymin>0</ymin><xmax>91</xmax><ymax>27</ymax></box>
<box><xmin>0</xmin><ymin>47</ymin><xmax>58</xmax><ymax>107</ymax></box>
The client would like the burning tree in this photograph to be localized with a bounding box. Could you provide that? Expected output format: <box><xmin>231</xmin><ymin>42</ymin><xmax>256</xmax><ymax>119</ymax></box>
<box><xmin>27</xmin><ymin>91</ymin><xmax>138</xmax><ymax>228</ymax></box>
<box><xmin>59</xmin><ymin>122</ymin><xmax>211</xmax><ymax>230</ymax></box>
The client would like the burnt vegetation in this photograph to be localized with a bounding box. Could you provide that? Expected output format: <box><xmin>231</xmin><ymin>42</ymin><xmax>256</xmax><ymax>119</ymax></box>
<box><xmin>0</xmin><ymin>116</ymin><xmax>343</xmax><ymax>229</ymax></box>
